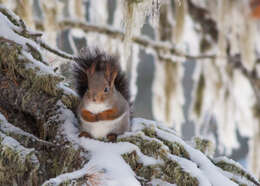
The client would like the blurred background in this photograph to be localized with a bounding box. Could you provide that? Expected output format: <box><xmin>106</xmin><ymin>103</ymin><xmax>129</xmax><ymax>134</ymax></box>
<box><xmin>1</xmin><ymin>0</ymin><xmax>259</xmax><ymax>178</ymax></box>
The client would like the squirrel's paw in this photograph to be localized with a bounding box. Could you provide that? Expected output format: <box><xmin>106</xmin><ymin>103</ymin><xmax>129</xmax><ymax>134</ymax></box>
<box><xmin>81</xmin><ymin>109</ymin><xmax>97</xmax><ymax>122</ymax></box>
<box><xmin>79</xmin><ymin>131</ymin><xmax>92</xmax><ymax>138</ymax></box>
<box><xmin>107</xmin><ymin>133</ymin><xmax>118</xmax><ymax>142</ymax></box>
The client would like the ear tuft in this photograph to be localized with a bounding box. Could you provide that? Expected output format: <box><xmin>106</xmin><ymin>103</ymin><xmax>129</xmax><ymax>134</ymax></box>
<box><xmin>110</xmin><ymin>71</ymin><xmax>118</xmax><ymax>87</ymax></box>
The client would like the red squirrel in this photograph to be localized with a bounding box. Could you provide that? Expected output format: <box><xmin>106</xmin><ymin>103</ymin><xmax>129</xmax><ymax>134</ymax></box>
<box><xmin>73</xmin><ymin>48</ymin><xmax>131</xmax><ymax>140</ymax></box>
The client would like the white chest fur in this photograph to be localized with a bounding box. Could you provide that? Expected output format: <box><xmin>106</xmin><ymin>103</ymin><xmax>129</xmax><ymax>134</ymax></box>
<box><xmin>80</xmin><ymin>112</ymin><xmax>126</xmax><ymax>138</ymax></box>
<box><xmin>84</xmin><ymin>102</ymin><xmax>111</xmax><ymax>114</ymax></box>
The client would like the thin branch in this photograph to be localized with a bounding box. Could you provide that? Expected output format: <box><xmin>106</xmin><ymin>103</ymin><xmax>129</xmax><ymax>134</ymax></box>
<box><xmin>39</xmin><ymin>40</ymin><xmax>74</xmax><ymax>60</ymax></box>
<box><xmin>56</xmin><ymin>19</ymin><xmax>216</xmax><ymax>61</ymax></box>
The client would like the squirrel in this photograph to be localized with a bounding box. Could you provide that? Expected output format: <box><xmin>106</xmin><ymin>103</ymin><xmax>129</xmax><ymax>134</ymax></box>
<box><xmin>73</xmin><ymin>48</ymin><xmax>131</xmax><ymax>140</ymax></box>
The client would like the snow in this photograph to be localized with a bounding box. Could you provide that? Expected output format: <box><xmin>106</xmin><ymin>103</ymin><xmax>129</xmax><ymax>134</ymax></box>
<box><xmin>0</xmin><ymin>131</ymin><xmax>39</xmax><ymax>165</ymax></box>
<box><xmin>219</xmin><ymin>170</ymin><xmax>256</xmax><ymax>186</ymax></box>
<box><xmin>155</xmin><ymin>128</ymin><xmax>238</xmax><ymax>186</ymax></box>
<box><xmin>89</xmin><ymin>0</ymin><xmax>108</xmax><ymax>25</ymax></box>
<box><xmin>168</xmin><ymin>154</ymin><xmax>211</xmax><ymax>186</ymax></box>
<box><xmin>42</xmin><ymin>162</ymin><xmax>107</xmax><ymax>186</ymax></box>
<box><xmin>148</xmin><ymin>179</ymin><xmax>176</xmax><ymax>186</ymax></box>
<box><xmin>132</xmin><ymin>118</ymin><xmax>238</xmax><ymax>186</ymax></box>
<box><xmin>214</xmin><ymin>156</ymin><xmax>259</xmax><ymax>182</ymax></box>
<box><xmin>0</xmin><ymin>11</ymin><xmax>40</xmax><ymax>51</ymax></box>
<box><xmin>0</xmin><ymin>5</ymin><xmax>20</xmax><ymax>21</ymax></box>
<box><xmin>58</xmin><ymin>83</ymin><xmax>78</xmax><ymax>97</ymax></box>
<box><xmin>176</xmin><ymin>13</ymin><xmax>200</xmax><ymax>56</ymax></box>
<box><xmin>120</xmin><ymin>130</ymin><xmax>170</xmax><ymax>153</ymax></box>
<box><xmin>21</xmin><ymin>50</ymin><xmax>56</xmax><ymax>75</ymax></box>
<box><xmin>57</xmin><ymin>102</ymin><xmax>160</xmax><ymax>186</ymax></box>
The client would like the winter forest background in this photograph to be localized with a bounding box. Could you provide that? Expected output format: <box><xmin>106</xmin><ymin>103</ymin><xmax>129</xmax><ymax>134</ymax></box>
<box><xmin>1</xmin><ymin>0</ymin><xmax>260</xmax><ymax>180</ymax></box>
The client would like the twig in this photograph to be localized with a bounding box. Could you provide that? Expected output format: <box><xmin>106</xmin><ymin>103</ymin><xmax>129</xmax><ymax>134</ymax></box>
<box><xmin>54</xmin><ymin>20</ymin><xmax>217</xmax><ymax>61</ymax></box>
<box><xmin>39</xmin><ymin>40</ymin><xmax>74</xmax><ymax>60</ymax></box>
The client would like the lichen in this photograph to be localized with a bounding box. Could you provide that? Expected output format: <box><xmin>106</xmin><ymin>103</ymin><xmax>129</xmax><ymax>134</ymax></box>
<box><xmin>119</xmin><ymin>131</ymin><xmax>198</xmax><ymax>185</ymax></box>
<box><xmin>163</xmin><ymin>159</ymin><xmax>199</xmax><ymax>185</ymax></box>
<box><xmin>119</xmin><ymin>134</ymin><xmax>167</xmax><ymax>159</ymax></box>
<box><xmin>61</xmin><ymin>93</ymin><xmax>79</xmax><ymax>110</ymax></box>
<box><xmin>214</xmin><ymin>159</ymin><xmax>259</xmax><ymax>185</ymax></box>
<box><xmin>193</xmin><ymin>136</ymin><xmax>215</xmax><ymax>156</ymax></box>
<box><xmin>142</xmin><ymin>127</ymin><xmax>190</xmax><ymax>159</ymax></box>
<box><xmin>0</xmin><ymin>131</ymin><xmax>40</xmax><ymax>186</ymax></box>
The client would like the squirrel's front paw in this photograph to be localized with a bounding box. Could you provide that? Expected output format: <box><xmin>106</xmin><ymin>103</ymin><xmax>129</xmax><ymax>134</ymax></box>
<box><xmin>97</xmin><ymin>108</ymin><xmax>118</xmax><ymax>121</ymax></box>
<box><xmin>81</xmin><ymin>109</ymin><xmax>97</xmax><ymax>122</ymax></box>
<box><xmin>79</xmin><ymin>131</ymin><xmax>92</xmax><ymax>138</ymax></box>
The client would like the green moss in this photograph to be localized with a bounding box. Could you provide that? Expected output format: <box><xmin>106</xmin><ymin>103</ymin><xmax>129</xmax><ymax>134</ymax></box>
<box><xmin>142</xmin><ymin>127</ymin><xmax>190</xmax><ymax>159</ymax></box>
<box><xmin>119</xmin><ymin>134</ymin><xmax>167</xmax><ymax>159</ymax></box>
<box><xmin>120</xmin><ymin>131</ymin><xmax>198</xmax><ymax>185</ymax></box>
<box><xmin>193</xmin><ymin>136</ymin><xmax>214</xmax><ymax>156</ymax></box>
<box><xmin>122</xmin><ymin>151</ymin><xmax>140</xmax><ymax>171</ymax></box>
<box><xmin>31</xmin><ymin>74</ymin><xmax>63</xmax><ymax>96</ymax></box>
<box><xmin>0</xmin><ymin>132</ymin><xmax>39</xmax><ymax>185</ymax></box>
<box><xmin>142</xmin><ymin>126</ymin><xmax>157</xmax><ymax>137</ymax></box>
<box><xmin>0</xmin><ymin>42</ymin><xmax>64</xmax><ymax>98</ymax></box>
<box><xmin>214</xmin><ymin>160</ymin><xmax>259</xmax><ymax>185</ymax></box>
<box><xmin>61</xmin><ymin>93</ymin><xmax>79</xmax><ymax>110</ymax></box>
<box><xmin>164</xmin><ymin>160</ymin><xmax>199</xmax><ymax>186</ymax></box>
<box><xmin>122</xmin><ymin>151</ymin><xmax>162</xmax><ymax>181</ymax></box>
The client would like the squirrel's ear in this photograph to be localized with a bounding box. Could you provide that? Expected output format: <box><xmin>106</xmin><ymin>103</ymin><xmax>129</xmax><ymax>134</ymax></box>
<box><xmin>110</xmin><ymin>71</ymin><xmax>118</xmax><ymax>87</ymax></box>
<box><xmin>105</xmin><ymin>63</ymin><xmax>111</xmax><ymax>79</ymax></box>
<box><xmin>105</xmin><ymin>63</ymin><xmax>117</xmax><ymax>87</ymax></box>
<box><xmin>86</xmin><ymin>63</ymin><xmax>96</xmax><ymax>76</ymax></box>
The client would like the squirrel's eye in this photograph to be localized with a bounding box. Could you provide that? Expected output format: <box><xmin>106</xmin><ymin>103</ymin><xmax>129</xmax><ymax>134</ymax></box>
<box><xmin>104</xmin><ymin>87</ymin><xmax>109</xmax><ymax>93</ymax></box>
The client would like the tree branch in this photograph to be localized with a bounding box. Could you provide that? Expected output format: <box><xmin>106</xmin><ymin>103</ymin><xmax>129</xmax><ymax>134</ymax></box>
<box><xmin>37</xmin><ymin>19</ymin><xmax>217</xmax><ymax>61</ymax></box>
<box><xmin>39</xmin><ymin>40</ymin><xmax>74</xmax><ymax>60</ymax></box>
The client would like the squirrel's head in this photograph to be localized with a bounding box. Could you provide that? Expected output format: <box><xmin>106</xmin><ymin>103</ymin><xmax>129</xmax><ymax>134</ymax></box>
<box><xmin>83</xmin><ymin>62</ymin><xmax>118</xmax><ymax>103</ymax></box>
<box><xmin>74</xmin><ymin>48</ymin><xmax>130</xmax><ymax>105</ymax></box>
